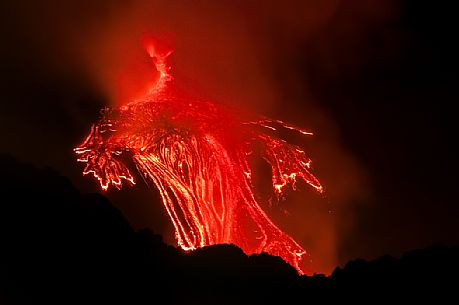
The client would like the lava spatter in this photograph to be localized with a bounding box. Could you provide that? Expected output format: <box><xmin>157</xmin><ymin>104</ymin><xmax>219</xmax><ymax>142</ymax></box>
<box><xmin>75</xmin><ymin>39</ymin><xmax>323</xmax><ymax>274</ymax></box>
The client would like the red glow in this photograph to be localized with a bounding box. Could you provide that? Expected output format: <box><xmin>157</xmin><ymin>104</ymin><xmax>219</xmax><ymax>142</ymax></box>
<box><xmin>75</xmin><ymin>40</ymin><xmax>323</xmax><ymax>274</ymax></box>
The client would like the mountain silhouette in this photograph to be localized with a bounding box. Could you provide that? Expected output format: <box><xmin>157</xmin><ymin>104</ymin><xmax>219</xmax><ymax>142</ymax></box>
<box><xmin>0</xmin><ymin>153</ymin><xmax>457</xmax><ymax>304</ymax></box>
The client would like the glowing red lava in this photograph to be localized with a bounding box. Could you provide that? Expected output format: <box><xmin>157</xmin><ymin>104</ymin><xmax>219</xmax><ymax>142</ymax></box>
<box><xmin>75</xmin><ymin>39</ymin><xmax>323</xmax><ymax>274</ymax></box>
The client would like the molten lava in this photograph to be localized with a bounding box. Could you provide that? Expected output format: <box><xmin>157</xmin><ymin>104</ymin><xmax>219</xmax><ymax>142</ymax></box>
<box><xmin>75</xmin><ymin>40</ymin><xmax>323</xmax><ymax>274</ymax></box>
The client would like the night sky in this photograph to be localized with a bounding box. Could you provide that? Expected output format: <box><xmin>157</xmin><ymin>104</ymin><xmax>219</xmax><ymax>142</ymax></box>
<box><xmin>1</xmin><ymin>0</ymin><xmax>458</xmax><ymax>274</ymax></box>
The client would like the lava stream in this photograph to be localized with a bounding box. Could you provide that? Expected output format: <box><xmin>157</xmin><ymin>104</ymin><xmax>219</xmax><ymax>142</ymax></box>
<box><xmin>75</xmin><ymin>40</ymin><xmax>323</xmax><ymax>274</ymax></box>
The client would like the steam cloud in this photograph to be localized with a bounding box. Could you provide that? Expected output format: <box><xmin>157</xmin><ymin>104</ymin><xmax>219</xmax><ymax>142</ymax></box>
<box><xmin>0</xmin><ymin>0</ymin><xmax>399</xmax><ymax>273</ymax></box>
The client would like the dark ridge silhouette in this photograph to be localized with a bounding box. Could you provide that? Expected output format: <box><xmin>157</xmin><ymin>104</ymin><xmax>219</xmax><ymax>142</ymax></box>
<box><xmin>0</xmin><ymin>153</ymin><xmax>457</xmax><ymax>304</ymax></box>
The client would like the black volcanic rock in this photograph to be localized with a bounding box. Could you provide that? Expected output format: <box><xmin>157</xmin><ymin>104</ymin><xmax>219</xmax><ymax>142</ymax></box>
<box><xmin>0</xmin><ymin>153</ymin><xmax>457</xmax><ymax>304</ymax></box>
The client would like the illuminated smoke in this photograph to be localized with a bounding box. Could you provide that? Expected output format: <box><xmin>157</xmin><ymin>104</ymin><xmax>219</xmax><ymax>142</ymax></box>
<box><xmin>75</xmin><ymin>40</ymin><xmax>323</xmax><ymax>274</ymax></box>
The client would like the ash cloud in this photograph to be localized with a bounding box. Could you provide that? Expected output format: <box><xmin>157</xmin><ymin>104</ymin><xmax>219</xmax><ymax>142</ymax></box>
<box><xmin>2</xmin><ymin>0</ymin><xmax>457</xmax><ymax>275</ymax></box>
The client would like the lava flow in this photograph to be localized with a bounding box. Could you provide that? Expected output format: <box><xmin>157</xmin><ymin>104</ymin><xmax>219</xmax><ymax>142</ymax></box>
<box><xmin>74</xmin><ymin>40</ymin><xmax>323</xmax><ymax>274</ymax></box>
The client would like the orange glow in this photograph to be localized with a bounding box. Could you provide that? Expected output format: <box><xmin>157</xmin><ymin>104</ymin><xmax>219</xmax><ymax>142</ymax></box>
<box><xmin>74</xmin><ymin>40</ymin><xmax>323</xmax><ymax>274</ymax></box>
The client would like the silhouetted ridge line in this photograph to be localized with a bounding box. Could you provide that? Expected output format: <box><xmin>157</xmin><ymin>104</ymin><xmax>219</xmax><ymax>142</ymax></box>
<box><xmin>0</xmin><ymin>153</ymin><xmax>457</xmax><ymax>304</ymax></box>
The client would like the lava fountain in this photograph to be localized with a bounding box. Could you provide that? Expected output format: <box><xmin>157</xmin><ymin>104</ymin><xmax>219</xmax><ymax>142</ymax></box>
<box><xmin>74</xmin><ymin>39</ymin><xmax>323</xmax><ymax>274</ymax></box>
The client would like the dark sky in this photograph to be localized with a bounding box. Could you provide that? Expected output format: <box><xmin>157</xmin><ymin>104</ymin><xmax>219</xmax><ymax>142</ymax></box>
<box><xmin>0</xmin><ymin>0</ymin><xmax>458</xmax><ymax>274</ymax></box>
